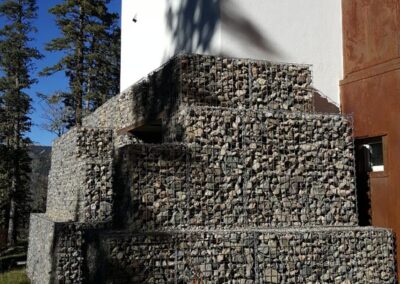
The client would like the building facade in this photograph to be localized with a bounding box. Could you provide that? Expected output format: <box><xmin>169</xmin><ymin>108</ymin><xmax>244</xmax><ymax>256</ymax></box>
<box><xmin>121</xmin><ymin>0</ymin><xmax>344</xmax><ymax>103</ymax></box>
<box><xmin>340</xmin><ymin>0</ymin><xmax>400</xmax><ymax>275</ymax></box>
<box><xmin>120</xmin><ymin>0</ymin><xmax>400</xmax><ymax>278</ymax></box>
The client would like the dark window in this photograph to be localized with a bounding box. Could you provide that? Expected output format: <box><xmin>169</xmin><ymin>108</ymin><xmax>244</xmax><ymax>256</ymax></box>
<box><xmin>362</xmin><ymin>137</ymin><xmax>385</xmax><ymax>172</ymax></box>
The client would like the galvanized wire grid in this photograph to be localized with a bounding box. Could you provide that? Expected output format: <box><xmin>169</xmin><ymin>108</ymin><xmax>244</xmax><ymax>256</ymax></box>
<box><xmin>105</xmin><ymin>229</ymin><xmax>396</xmax><ymax>284</ymax></box>
<box><xmin>128</xmin><ymin>144</ymin><xmax>188</xmax><ymax>231</ymax></box>
<box><xmin>178</xmin><ymin>54</ymin><xmax>313</xmax><ymax>113</ymax></box>
<box><xmin>128</xmin><ymin>107</ymin><xmax>356</xmax><ymax>230</ymax></box>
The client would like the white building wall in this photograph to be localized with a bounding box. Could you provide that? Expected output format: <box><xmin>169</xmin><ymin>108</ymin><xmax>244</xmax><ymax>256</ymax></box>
<box><xmin>121</xmin><ymin>0</ymin><xmax>221</xmax><ymax>92</ymax></box>
<box><xmin>121</xmin><ymin>0</ymin><xmax>343</xmax><ymax>103</ymax></box>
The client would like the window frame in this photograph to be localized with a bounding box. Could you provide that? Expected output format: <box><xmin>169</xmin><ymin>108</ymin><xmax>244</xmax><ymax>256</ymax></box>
<box><xmin>359</xmin><ymin>135</ymin><xmax>388</xmax><ymax>178</ymax></box>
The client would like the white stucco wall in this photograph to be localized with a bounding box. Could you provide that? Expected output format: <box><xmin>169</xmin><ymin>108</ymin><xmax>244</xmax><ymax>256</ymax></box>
<box><xmin>121</xmin><ymin>0</ymin><xmax>343</xmax><ymax>103</ymax></box>
<box><xmin>121</xmin><ymin>0</ymin><xmax>221</xmax><ymax>91</ymax></box>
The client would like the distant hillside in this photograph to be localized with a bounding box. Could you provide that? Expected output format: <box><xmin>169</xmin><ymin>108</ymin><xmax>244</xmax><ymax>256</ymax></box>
<box><xmin>29</xmin><ymin>145</ymin><xmax>51</xmax><ymax>213</ymax></box>
<box><xmin>0</xmin><ymin>146</ymin><xmax>51</xmax><ymax>247</ymax></box>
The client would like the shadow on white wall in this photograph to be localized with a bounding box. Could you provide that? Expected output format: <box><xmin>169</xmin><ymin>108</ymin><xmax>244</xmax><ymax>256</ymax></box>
<box><xmin>164</xmin><ymin>0</ymin><xmax>280</xmax><ymax>58</ymax></box>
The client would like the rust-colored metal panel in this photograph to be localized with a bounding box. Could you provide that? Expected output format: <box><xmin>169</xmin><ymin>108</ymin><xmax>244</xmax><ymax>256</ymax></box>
<box><xmin>341</xmin><ymin>69</ymin><xmax>400</xmax><ymax>276</ymax></box>
<box><xmin>341</xmin><ymin>0</ymin><xmax>400</xmax><ymax>277</ymax></box>
<box><xmin>342</xmin><ymin>0</ymin><xmax>400</xmax><ymax>75</ymax></box>
<box><xmin>369</xmin><ymin>176</ymin><xmax>390</xmax><ymax>227</ymax></box>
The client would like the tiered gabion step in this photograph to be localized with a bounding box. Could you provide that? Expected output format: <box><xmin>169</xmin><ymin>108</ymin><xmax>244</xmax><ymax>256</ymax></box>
<box><xmin>82</xmin><ymin>54</ymin><xmax>314</xmax><ymax>134</ymax></box>
<box><xmin>102</xmin><ymin>227</ymin><xmax>395</xmax><ymax>283</ymax></box>
<box><xmin>114</xmin><ymin>109</ymin><xmax>356</xmax><ymax>230</ymax></box>
<box><xmin>28</xmin><ymin>215</ymin><xmax>396</xmax><ymax>284</ymax></box>
<box><xmin>46</xmin><ymin>128</ymin><xmax>113</xmax><ymax>222</ymax></box>
<box><xmin>27</xmin><ymin>54</ymin><xmax>397</xmax><ymax>283</ymax></box>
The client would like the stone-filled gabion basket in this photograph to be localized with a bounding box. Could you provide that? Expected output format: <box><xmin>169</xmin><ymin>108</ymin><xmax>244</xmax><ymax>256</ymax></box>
<box><xmin>114</xmin><ymin>108</ymin><xmax>357</xmax><ymax>230</ymax></box>
<box><xmin>101</xmin><ymin>228</ymin><xmax>395</xmax><ymax>283</ymax></box>
<box><xmin>46</xmin><ymin>128</ymin><xmax>113</xmax><ymax>223</ymax></box>
<box><xmin>81</xmin><ymin>54</ymin><xmax>314</xmax><ymax>135</ymax></box>
<box><xmin>27</xmin><ymin>54</ymin><xmax>397</xmax><ymax>284</ymax></box>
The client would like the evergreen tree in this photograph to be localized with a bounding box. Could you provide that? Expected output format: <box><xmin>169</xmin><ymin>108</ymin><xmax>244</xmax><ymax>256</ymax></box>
<box><xmin>86</xmin><ymin>26</ymin><xmax>120</xmax><ymax>110</ymax></box>
<box><xmin>0</xmin><ymin>96</ymin><xmax>8</xmax><ymax>233</ymax></box>
<box><xmin>41</xmin><ymin>0</ymin><xmax>120</xmax><ymax>127</ymax></box>
<box><xmin>0</xmin><ymin>0</ymin><xmax>41</xmax><ymax>246</ymax></box>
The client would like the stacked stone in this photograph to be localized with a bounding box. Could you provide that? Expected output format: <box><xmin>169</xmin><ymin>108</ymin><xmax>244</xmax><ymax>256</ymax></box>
<box><xmin>81</xmin><ymin>54</ymin><xmax>314</xmax><ymax>147</ymax></box>
<box><xmin>102</xmin><ymin>54</ymin><xmax>395</xmax><ymax>282</ymax></box>
<box><xmin>46</xmin><ymin>129</ymin><xmax>90</xmax><ymax>221</ymax></box>
<box><xmin>180</xmin><ymin>54</ymin><xmax>313</xmax><ymax>111</ymax></box>
<box><xmin>55</xmin><ymin>223</ymin><xmax>85</xmax><ymax>284</ymax></box>
<box><xmin>27</xmin><ymin>54</ymin><xmax>397</xmax><ymax>283</ymax></box>
<box><xmin>46</xmin><ymin>128</ymin><xmax>113</xmax><ymax>222</ymax></box>
<box><xmin>27</xmin><ymin>214</ymin><xmax>56</xmax><ymax>284</ymax></box>
<box><xmin>113</xmin><ymin>144</ymin><xmax>188</xmax><ymax>230</ymax></box>
<box><xmin>113</xmin><ymin>108</ymin><xmax>356</xmax><ymax>230</ymax></box>
<box><xmin>102</xmin><ymin>228</ymin><xmax>395</xmax><ymax>284</ymax></box>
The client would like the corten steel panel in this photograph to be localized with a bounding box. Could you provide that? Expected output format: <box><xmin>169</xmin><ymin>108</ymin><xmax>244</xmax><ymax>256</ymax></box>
<box><xmin>370</xmin><ymin>177</ymin><xmax>390</xmax><ymax>227</ymax></box>
<box><xmin>341</xmin><ymin>69</ymin><xmax>400</xmax><ymax>276</ymax></box>
<box><xmin>342</xmin><ymin>0</ymin><xmax>400</xmax><ymax>75</ymax></box>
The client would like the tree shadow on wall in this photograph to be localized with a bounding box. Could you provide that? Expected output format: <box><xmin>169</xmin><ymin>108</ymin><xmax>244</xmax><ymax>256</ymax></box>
<box><xmin>165</xmin><ymin>0</ymin><xmax>281</xmax><ymax>57</ymax></box>
<box><xmin>166</xmin><ymin>0</ymin><xmax>219</xmax><ymax>54</ymax></box>
<box><xmin>220</xmin><ymin>1</ymin><xmax>280</xmax><ymax>57</ymax></box>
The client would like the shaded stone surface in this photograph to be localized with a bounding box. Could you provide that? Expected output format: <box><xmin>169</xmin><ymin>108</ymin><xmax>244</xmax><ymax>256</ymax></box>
<box><xmin>27</xmin><ymin>54</ymin><xmax>397</xmax><ymax>283</ymax></box>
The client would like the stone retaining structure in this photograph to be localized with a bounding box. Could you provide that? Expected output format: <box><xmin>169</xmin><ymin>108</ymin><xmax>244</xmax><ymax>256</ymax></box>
<box><xmin>82</xmin><ymin>54</ymin><xmax>314</xmax><ymax>136</ymax></box>
<box><xmin>27</xmin><ymin>218</ymin><xmax>397</xmax><ymax>284</ymax></box>
<box><xmin>27</xmin><ymin>214</ymin><xmax>56</xmax><ymax>284</ymax></box>
<box><xmin>46</xmin><ymin>128</ymin><xmax>113</xmax><ymax>222</ymax></box>
<box><xmin>102</xmin><ymin>227</ymin><xmax>395</xmax><ymax>283</ymax></box>
<box><xmin>27</xmin><ymin>54</ymin><xmax>397</xmax><ymax>283</ymax></box>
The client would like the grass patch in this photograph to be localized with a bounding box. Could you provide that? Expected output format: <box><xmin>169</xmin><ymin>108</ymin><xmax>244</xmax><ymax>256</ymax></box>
<box><xmin>0</xmin><ymin>269</ymin><xmax>30</xmax><ymax>284</ymax></box>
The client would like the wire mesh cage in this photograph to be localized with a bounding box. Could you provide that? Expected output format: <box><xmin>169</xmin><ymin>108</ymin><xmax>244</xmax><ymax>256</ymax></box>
<box><xmin>178</xmin><ymin>54</ymin><xmax>313</xmax><ymax>112</ymax></box>
<box><xmin>117</xmin><ymin>144</ymin><xmax>188</xmax><ymax>231</ymax></box>
<box><xmin>103</xmin><ymin>228</ymin><xmax>396</xmax><ymax>284</ymax></box>
<box><xmin>149</xmin><ymin>107</ymin><xmax>357</xmax><ymax>229</ymax></box>
<box><xmin>108</xmin><ymin>233</ymin><xmax>176</xmax><ymax>284</ymax></box>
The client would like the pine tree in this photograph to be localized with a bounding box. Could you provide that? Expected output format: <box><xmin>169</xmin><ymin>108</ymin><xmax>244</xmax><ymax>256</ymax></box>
<box><xmin>41</xmin><ymin>0</ymin><xmax>120</xmax><ymax>127</ymax></box>
<box><xmin>0</xmin><ymin>96</ymin><xmax>8</xmax><ymax>233</ymax></box>
<box><xmin>0</xmin><ymin>0</ymin><xmax>41</xmax><ymax>246</ymax></box>
<box><xmin>86</xmin><ymin>25</ymin><xmax>120</xmax><ymax>110</ymax></box>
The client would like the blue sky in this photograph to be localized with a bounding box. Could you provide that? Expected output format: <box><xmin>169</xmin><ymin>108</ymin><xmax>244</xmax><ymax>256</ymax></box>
<box><xmin>28</xmin><ymin>0</ymin><xmax>121</xmax><ymax>146</ymax></box>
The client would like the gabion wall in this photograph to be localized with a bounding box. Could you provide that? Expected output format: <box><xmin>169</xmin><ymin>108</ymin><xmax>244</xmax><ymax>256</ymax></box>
<box><xmin>54</xmin><ymin>223</ymin><xmax>86</xmax><ymax>284</ymax></box>
<box><xmin>46</xmin><ymin>128</ymin><xmax>114</xmax><ymax>222</ymax></box>
<box><xmin>179</xmin><ymin>54</ymin><xmax>313</xmax><ymax>111</ymax></box>
<box><xmin>102</xmin><ymin>228</ymin><xmax>396</xmax><ymax>284</ymax></box>
<box><xmin>47</xmin><ymin>129</ymin><xmax>87</xmax><ymax>221</ymax></box>
<box><xmin>82</xmin><ymin>54</ymin><xmax>314</xmax><ymax>139</ymax></box>
<box><xmin>28</xmin><ymin>218</ymin><xmax>397</xmax><ymax>284</ymax></box>
<box><xmin>26</xmin><ymin>214</ymin><xmax>56</xmax><ymax>284</ymax></box>
<box><xmin>114</xmin><ymin>108</ymin><xmax>357</xmax><ymax>230</ymax></box>
<box><xmin>27</xmin><ymin>54</ymin><xmax>398</xmax><ymax>283</ymax></box>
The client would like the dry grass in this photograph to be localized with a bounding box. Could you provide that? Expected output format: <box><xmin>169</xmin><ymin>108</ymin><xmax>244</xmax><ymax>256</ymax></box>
<box><xmin>0</xmin><ymin>269</ymin><xmax>30</xmax><ymax>284</ymax></box>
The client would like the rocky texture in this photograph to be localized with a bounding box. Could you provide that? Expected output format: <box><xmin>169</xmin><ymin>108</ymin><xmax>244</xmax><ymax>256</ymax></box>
<box><xmin>102</xmin><ymin>227</ymin><xmax>395</xmax><ymax>283</ymax></box>
<box><xmin>27</xmin><ymin>214</ymin><xmax>56</xmax><ymax>284</ymax></box>
<box><xmin>113</xmin><ymin>144</ymin><xmax>188</xmax><ymax>230</ymax></box>
<box><xmin>82</xmin><ymin>54</ymin><xmax>314</xmax><ymax>145</ymax></box>
<box><xmin>114</xmin><ymin>109</ymin><xmax>356</xmax><ymax>230</ymax></box>
<box><xmin>180</xmin><ymin>54</ymin><xmax>313</xmax><ymax>111</ymax></box>
<box><xmin>46</xmin><ymin>128</ymin><xmax>113</xmax><ymax>222</ymax></box>
<box><xmin>55</xmin><ymin>223</ymin><xmax>86</xmax><ymax>284</ymax></box>
<box><xmin>27</xmin><ymin>215</ymin><xmax>88</xmax><ymax>284</ymax></box>
<box><xmin>27</xmin><ymin>54</ymin><xmax>397</xmax><ymax>283</ymax></box>
<box><xmin>29</xmin><ymin>222</ymin><xmax>396</xmax><ymax>284</ymax></box>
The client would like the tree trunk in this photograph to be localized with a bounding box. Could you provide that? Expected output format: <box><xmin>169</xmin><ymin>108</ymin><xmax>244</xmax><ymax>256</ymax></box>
<box><xmin>7</xmin><ymin>42</ymin><xmax>21</xmax><ymax>246</ymax></box>
<box><xmin>7</xmin><ymin>192</ymin><xmax>16</xmax><ymax>246</ymax></box>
